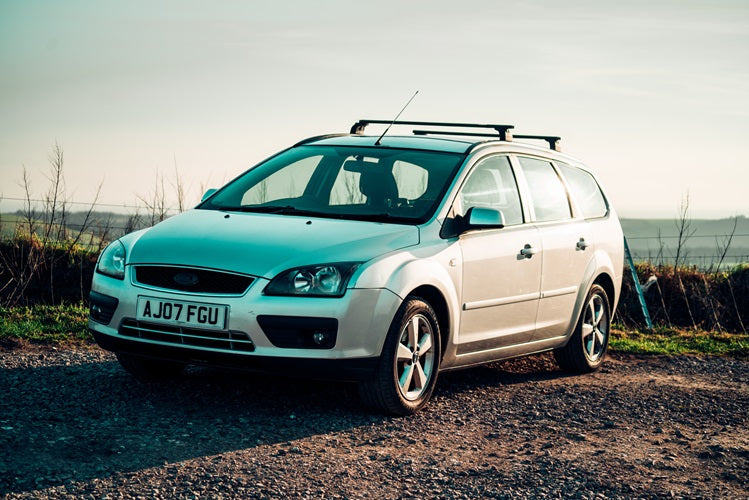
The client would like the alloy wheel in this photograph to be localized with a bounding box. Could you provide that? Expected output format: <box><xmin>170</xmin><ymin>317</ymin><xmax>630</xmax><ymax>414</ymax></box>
<box><xmin>395</xmin><ymin>314</ymin><xmax>435</xmax><ymax>401</ymax></box>
<box><xmin>581</xmin><ymin>293</ymin><xmax>608</xmax><ymax>362</ymax></box>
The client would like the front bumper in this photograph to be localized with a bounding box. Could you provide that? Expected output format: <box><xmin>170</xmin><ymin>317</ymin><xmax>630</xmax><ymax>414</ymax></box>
<box><xmin>92</xmin><ymin>329</ymin><xmax>379</xmax><ymax>380</ymax></box>
<box><xmin>89</xmin><ymin>269</ymin><xmax>402</xmax><ymax>380</ymax></box>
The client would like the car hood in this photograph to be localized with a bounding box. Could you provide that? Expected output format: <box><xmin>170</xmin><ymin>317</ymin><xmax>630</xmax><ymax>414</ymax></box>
<box><xmin>127</xmin><ymin>209</ymin><xmax>419</xmax><ymax>278</ymax></box>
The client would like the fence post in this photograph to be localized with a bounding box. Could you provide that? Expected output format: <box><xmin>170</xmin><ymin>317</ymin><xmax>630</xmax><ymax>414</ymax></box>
<box><xmin>624</xmin><ymin>236</ymin><xmax>653</xmax><ymax>329</ymax></box>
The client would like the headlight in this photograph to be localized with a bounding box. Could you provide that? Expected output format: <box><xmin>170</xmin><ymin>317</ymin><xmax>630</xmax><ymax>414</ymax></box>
<box><xmin>96</xmin><ymin>240</ymin><xmax>126</xmax><ymax>279</ymax></box>
<box><xmin>264</xmin><ymin>263</ymin><xmax>360</xmax><ymax>297</ymax></box>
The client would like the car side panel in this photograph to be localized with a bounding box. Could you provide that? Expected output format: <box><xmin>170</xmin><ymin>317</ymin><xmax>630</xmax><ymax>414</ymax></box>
<box><xmin>457</xmin><ymin>225</ymin><xmax>542</xmax><ymax>352</ymax></box>
<box><xmin>531</xmin><ymin>219</ymin><xmax>596</xmax><ymax>341</ymax></box>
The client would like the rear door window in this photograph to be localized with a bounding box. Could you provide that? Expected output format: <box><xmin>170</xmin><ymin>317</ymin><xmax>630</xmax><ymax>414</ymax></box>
<box><xmin>516</xmin><ymin>156</ymin><xmax>571</xmax><ymax>223</ymax></box>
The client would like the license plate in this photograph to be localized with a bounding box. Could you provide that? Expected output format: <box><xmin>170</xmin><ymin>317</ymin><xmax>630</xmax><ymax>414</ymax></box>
<box><xmin>136</xmin><ymin>297</ymin><xmax>228</xmax><ymax>330</ymax></box>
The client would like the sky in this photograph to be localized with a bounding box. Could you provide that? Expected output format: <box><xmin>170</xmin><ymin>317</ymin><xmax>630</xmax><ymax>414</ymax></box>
<box><xmin>1</xmin><ymin>0</ymin><xmax>748</xmax><ymax>218</ymax></box>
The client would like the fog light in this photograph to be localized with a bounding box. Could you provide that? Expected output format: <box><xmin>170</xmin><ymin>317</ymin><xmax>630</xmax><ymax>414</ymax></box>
<box><xmin>89</xmin><ymin>291</ymin><xmax>119</xmax><ymax>325</ymax></box>
<box><xmin>312</xmin><ymin>332</ymin><xmax>328</xmax><ymax>345</ymax></box>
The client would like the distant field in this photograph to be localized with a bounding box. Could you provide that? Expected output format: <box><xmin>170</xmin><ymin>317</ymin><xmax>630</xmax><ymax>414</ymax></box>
<box><xmin>0</xmin><ymin>214</ymin><xmax>22</xmax><ymax>239</ymax></box>
<box><xmin>621</xmin><ymin>217</ymin><xmax>749</xmax><ymax>268</ymax></box>
<box><xmin>2</xmin><ymin>210</ymin><xmax>748</xmax><ymax>268</ymax></box>
<box><xmin>0</xmin><ymin>212</ymin><xmax>116</xmax><ymax>249</ymax></box>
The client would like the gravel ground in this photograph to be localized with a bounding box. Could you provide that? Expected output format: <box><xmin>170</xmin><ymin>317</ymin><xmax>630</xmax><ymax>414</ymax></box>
<box><xmin>1</xmin><ymin>344</ymin><xmax>747</xmax><ymax>499</ymax></box>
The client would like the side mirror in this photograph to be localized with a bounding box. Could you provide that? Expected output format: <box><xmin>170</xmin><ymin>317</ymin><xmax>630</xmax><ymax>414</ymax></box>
<box><xmin>201</xmin><ymin>188</ymin><xmax>218</xmax><ymax>202</ymax></box>
<box><xmin>463</xmin><ymin>207</ymin><xmax>505</xmax><ymax>232</ymax></box>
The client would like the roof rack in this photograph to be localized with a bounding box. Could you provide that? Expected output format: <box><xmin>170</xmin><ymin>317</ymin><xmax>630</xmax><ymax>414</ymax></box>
<box><xmin>512</xmin><ymin>134</ymin><xmax>562</xmax><ymax>152</ymax></box>
<box><xmin>350</xmin><ymin>119</ymin><xmax>562</xmax><ymax>151</ymax></box>
<box><xmin>350</xmin><ymin>119</ymin><xmax>514</xmax><ymax>141</ymax></box>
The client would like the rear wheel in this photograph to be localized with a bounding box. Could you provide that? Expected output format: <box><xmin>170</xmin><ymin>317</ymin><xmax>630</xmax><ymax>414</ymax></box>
<box><xmin>554</xmin><ymin>284</ymin><xmax>610</xmax><ymax>373</ymax></box>
<box><xmin>115</xmin><ymin>352</ymin><xmax>184</xmax><ymax>381</ymax></box>
<box><xmin>359</xmin><ymin>296</ymin><xmax>441</xmax><ymax>415</ymax></box>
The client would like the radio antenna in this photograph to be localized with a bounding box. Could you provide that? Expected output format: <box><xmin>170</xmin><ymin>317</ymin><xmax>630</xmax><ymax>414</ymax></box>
<box><xmin>374</xmin><ymin>90</ymin><xmax>419</xmax><ymax>146</ymax></box>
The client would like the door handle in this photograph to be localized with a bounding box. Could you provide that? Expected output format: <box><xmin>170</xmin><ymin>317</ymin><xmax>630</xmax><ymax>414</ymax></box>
<box><xmin>576</xmin><ymin>238</ymin><xmax>588</xmax><ymax>251</ymax></box>
<box><xmin>519</xmin><ymin>244</ymin><xmax>536</xmax><ymax>259</ymax></box>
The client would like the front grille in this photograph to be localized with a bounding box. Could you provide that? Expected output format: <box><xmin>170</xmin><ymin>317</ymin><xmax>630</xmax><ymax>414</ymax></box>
<box><xmin>119</xmin><ymin>319</ymin><xmax>255</xmax><ymax>352</ymax></box>
<box><xmin>134</xmin><ymin>266</ymin><xmax>254</xmax><ymax>294</ymax></box>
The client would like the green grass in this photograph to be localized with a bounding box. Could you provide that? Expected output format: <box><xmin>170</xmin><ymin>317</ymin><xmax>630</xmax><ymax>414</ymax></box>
<box><xmin>0</xmin><ymin>303</ymin><xmax>92</xmax><ymax>345</ymax></box>
<box><xmin>611</xmin><ymin>325</ymin><xmax>749</xmax><ymax>357</ymax></box>
<box><xmin>1</xmin><ymin>304</ymin><xmax>748</xmax><ymax>357</ymax></box>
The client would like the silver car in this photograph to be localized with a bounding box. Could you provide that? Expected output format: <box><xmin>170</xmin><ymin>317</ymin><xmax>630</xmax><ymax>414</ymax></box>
<box><xmin>89</xmin><ymin>120</ymin><xmax>624</xmax><ymax>415</ymax></box>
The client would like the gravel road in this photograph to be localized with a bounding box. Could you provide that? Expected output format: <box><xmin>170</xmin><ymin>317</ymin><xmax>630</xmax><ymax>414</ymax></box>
<box><xmin>1</xmin><ymin>344</ymin><xmax>747</xmax><ymax>499</ymax></box>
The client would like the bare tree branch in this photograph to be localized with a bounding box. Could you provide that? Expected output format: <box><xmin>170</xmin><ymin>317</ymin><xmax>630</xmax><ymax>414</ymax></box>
<box><xmin>714</xmin><ymin>216</ymin><xmax>738</xmax><ymax>275</ymax></box>
<box><xmin>673</xmin><ymin>192</ymin><xmax>696</xmax><ymax>271</ymax></box>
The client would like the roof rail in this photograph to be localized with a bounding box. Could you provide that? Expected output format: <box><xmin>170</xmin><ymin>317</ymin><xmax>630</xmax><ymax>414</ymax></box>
<box><xmin>413</xmin><ymin>129</ymin><xmax>562</xmax><ymax>152</ymax></box>
<box><xmin>293</xmin><ymin>133</ymin><xmax>349</xmax><ymax>147</ymax></box>
<box><xmin>350</xmin><ymin>119</ymin><xmax>514</xmax><ymax>141</ymax></box>
<box><xmin>412</xmin><ymin>129</ymin><xmax>498</xmax><ymax>139</ymax></box>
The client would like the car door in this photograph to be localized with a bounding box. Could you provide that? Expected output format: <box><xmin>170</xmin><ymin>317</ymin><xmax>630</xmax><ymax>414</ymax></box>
<box><xmin>513</xmin><ymin>155</ymin><xmax>594</xmax><ymax>341</ymax></box>
<box><xmin>456</xmin><ymin>155</ymin><xmax>542</xmax><ymax>354</ymax></box>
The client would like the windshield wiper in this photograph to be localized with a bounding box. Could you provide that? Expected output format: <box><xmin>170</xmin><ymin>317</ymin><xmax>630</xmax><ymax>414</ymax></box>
<box><xmin>346</xmin><ymin>213</ymin><xmax>414</xmax><ymax>224</ymax></box>
<box><xmin>219</xmin><ymin>205</ymin><xmax>340</xmax><ymax>218</ymax></box>
<box><xmin>219</xmin><ymin>205</ymin><xmax>299</xmax><ymax>214</ymax></box>
<box><xmin>217</xmin><ymin>206</ymin><xmax>413</xmax><ymax>223</ymax></box>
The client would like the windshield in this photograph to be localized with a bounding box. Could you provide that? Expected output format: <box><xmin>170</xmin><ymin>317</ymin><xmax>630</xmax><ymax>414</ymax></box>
<box><xmin>200</xmin><ymin>145</ymin><xmax>465</xmax><ymax>223</ymax></box>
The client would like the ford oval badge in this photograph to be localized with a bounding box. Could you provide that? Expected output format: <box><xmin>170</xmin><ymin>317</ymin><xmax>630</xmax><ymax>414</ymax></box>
<box><xmin>173</xmin><ymin>272</ymin><xmax>199</xmax><ymax>286</ymax></box>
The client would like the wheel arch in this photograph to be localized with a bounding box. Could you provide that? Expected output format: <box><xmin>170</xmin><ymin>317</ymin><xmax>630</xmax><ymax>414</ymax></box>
<box><xmin>407</xmin><ymin>285</ymin><xmax>451</xmax><ymax>361</ymax></box>
<box><xmin>358</xmin><ymin>254</ymin><xmax>461</xmax><ymax>360</ymax></box>
<box><xmin>560</xmin><ymin>257</ymin><xmax>619</xmax><ymax>347</ymax></box>
<box><xmin>593</xmin><ymin>271</ymin><xmax>616</xmax><ymax>312</ymax></box>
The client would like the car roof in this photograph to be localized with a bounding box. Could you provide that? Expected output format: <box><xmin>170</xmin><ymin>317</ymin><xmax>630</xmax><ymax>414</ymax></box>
<box><xmin>301</xmin><ymin>134</ymin><xmax>590</xmax><ymax>170</ymax></box>
<box><xmin>305</xmin><ymin>134</ymin><xmax>476</xmax><ymax>154</ymax></box>
<box><xmin>295</xmin><ymin>120</ymin><xmax>594</xmax><ymax>172</ymax></box>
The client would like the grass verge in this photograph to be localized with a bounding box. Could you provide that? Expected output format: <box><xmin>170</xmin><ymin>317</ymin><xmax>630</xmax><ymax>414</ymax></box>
<box><xmin>0</xmin><ymin>303</ymin><xmax>91</xmax><ymax>346</ymax></box>
<box><xmin>1</xmin><ymin>304</ymin><xmax>748</xmax><ymax>357</ymax></box>
<box><xmin>611</xmin><ymin>325</ymin><xmax>749</xmax><ymax>357</ymax></box>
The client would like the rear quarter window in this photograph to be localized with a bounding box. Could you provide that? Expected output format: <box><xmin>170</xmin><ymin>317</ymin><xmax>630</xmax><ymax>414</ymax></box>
<box><xmin>557</xmin><ymin>163</ymin><xmax>608</xmax><ymax>218</ymax></box>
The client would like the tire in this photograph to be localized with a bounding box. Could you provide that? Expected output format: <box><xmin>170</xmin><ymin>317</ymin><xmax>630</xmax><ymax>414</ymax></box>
<box><xmin>358</xmin><ymin>296</ymin><xmax>441</xmax><ymax>415</ymax></box>
<box><xmin>115</xmin><ymin>352</ymin><xmax>184</xmax><ymax>382</ymax></box>
<box><xmin>554</xmin><ymin>284</ymin><xmax>611</xmax><ymax>373</ymax></box>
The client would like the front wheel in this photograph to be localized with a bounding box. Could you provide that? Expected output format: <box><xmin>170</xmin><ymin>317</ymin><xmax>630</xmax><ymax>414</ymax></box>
<box><xmin>554</xmin><ymin>284</ymin><xmax>611</xmax><ymax>373</ymax></box>
<box><xmin>358</xmin><ymin>297</ymin><xmax>441</xmax><ymax>415</ymax></box>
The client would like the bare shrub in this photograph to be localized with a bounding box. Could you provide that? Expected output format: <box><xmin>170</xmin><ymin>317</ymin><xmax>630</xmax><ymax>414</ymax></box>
<box><xmin>0</xmin><ymin>144</ymin><xmax>103</xmax><ymax>306</ymax></box>
<box><xmin>618</xmin><ymin>263</ymin><xmax>748</xmax><ymax>333</ymax></box>
<box><xmin>138</xmin><ymin>172</ymin><xmax>169</xmax><ymax>226</ymax></box>
<box><xmin>171</xmin><ymin>156</ymin><xmax>188</xmax><ymax>213</ymax></box>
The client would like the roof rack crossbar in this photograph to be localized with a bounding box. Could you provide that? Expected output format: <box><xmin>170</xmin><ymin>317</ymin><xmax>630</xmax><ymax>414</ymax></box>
<box><xmin>351</xmin><ymin>119</ymin><xmax>514</xmax><ymax>141</ymax></box>
<box><xmin>512</xmin><ymin>134</ymin><xmax>562</xmax><ymax>151</ymax></box>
